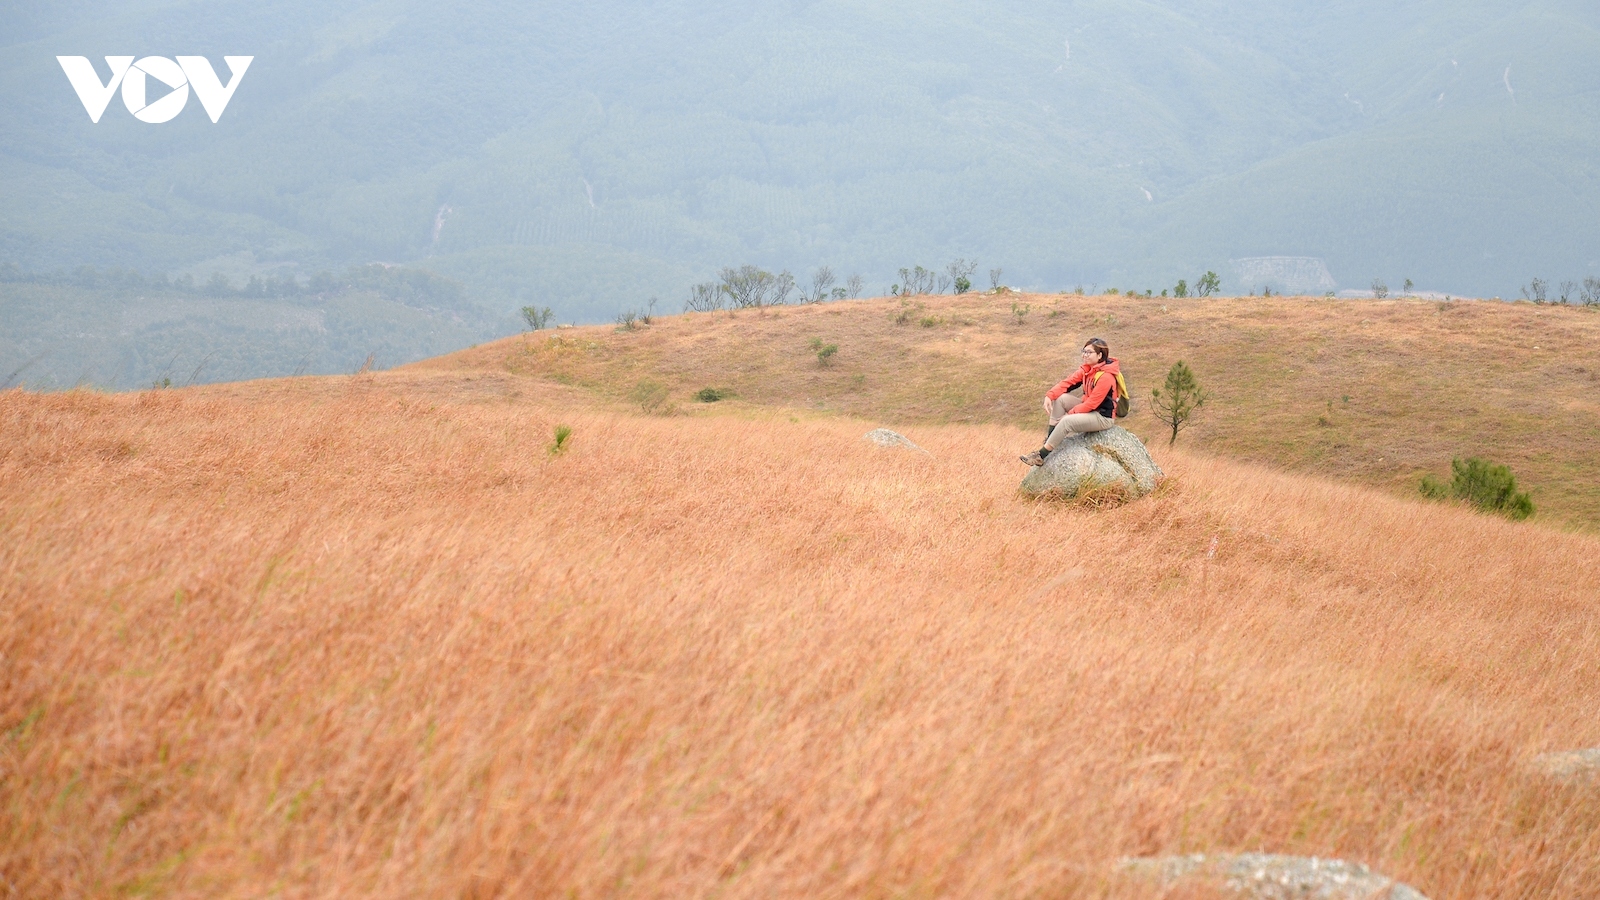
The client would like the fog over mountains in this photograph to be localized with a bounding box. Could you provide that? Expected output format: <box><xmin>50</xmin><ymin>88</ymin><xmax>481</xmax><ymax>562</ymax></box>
<box><xmin>2</xmin><ymin>0</ymin><xmax>1598</xmax><ymax>383</ymax></box>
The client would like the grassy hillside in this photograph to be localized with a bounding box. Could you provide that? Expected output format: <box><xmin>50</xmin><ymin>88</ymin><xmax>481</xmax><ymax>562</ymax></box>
<box><xmin>423</xmin><ymin>291</ymin><xmax>1600</xmax><ymax>530</ymax></box>
<box><xmin>3</xmin><ymin>367</ymin><xmax>1598</xmax><ymax>897</ymax></box>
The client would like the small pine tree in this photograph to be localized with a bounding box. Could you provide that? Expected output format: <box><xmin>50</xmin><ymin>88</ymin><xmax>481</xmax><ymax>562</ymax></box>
<box><xmin>1419</xmin><ymin>457</ymin><xmax>1534</xmax><ymax>520</ymax></box>
<box><xmin>1195</xmin><ymin>271</ymin><xmax>1220</xmax><ymax>297</ymax></box>
<box><xmin>1150</xmin><ymin>361</ymin><xmax>1208</xmax><ymax>445</ymax></box>
<box><xmin>547</xmin><ymin>424</ymin><xmax>572</xmax><ymax>456</ymax></box>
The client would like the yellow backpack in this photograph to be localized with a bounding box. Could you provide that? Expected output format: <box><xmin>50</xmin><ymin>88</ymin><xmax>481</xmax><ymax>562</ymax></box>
<box><xmin>1091</xmin><ymin>370</ymin><xmax>1131</xmax><ymax>419</ymax></box>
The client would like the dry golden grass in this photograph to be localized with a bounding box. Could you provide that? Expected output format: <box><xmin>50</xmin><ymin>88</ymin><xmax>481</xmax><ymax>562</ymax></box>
<box><xmin>3</xmin><ymin>367</ymin><xmax>1598</xmax><ymax>898</ymax></box>
<box><xmin>429</xmin><ymin>293</ymin><xmax>1600</xmax><ymax>528</ymax></box>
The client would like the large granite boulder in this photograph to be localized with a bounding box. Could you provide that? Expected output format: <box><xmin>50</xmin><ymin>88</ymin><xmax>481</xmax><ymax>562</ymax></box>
<box><xmin>1019</xmin><ymin>426</ymin><xmax>1163</xmax><ymax>501</ymax></box>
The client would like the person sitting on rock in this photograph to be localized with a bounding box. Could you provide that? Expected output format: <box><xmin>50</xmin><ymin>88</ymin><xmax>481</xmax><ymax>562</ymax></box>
<box><xmin>1021</xmin><ymin>337</ymin><xmax>1121</xmax><ymax>466</ymax></box>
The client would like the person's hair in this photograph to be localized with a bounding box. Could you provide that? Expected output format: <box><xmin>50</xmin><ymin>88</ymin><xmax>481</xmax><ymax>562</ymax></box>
<box><xmin>1083</xmin><ymin>337</ymin><xmax>1109</xmax><ymax>363</ymax></box>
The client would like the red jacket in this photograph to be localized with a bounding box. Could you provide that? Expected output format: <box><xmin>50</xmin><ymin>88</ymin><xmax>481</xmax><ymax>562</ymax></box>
<box><xmin>1047</xmin><ymin>357</ymin><xmax>1122</xmax><ymax>417</ymax></box>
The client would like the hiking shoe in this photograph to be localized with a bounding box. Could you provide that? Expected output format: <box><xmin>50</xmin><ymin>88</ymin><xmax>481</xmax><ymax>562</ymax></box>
<box><xmin>1020</xmin><ymin>449</ymin><xmax>1046</xmax><ymax>467</ymax></box>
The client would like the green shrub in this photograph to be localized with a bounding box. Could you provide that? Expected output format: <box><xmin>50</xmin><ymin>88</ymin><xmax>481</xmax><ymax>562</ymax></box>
<box><xmin>631</xmin><ymin>379</ymin><xmax>669</xmax><ymax>413</ymax></box>
<box><xmin>694</xmin><ymin>387</ymin><xmax>728</xmax><ymax>402</ymax></box>
<box><xmin>945</xmin><ymin>259</ymin><xmax>977</xmax><ymax>294</ymax></box>
<box><xmin>521</xmin><ymin>305</ymin><xmax>553</xmax><ymax>330</ymax></box>
<box><xmin>896</xmin><ymin>266</ymin><xmax>937</xmax><ymax>296</ymax></box>
<box><xmin>720</xmin><ymin>265</ymin><xmax>796</xmax><ymax>307</ymax></box>
<box><xmin>1420</xmin><ymin>457</ymin><xmax>1534</xmax><ymax>519</ymax></box>
<box><xmin>808</xmin><ymin>337</ymin><xmax>839</xmax><ymax>365</ymax></box>
<box><xmin>892</xmin><ymin>299</ymin><xmax>923</xmax><ymax>325</ymax></box>
<box><xmin>547</xmin><ymin>424</ymin><xmax>572</xmax><ymax>456</ymax></box>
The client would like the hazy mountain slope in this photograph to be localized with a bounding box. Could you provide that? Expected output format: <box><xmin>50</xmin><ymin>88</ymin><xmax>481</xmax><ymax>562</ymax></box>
<box><xmin>1</xmin><ymin>0</ymin><xmax>1596</xmax><ymax>322</ymax></box>
<box><xmin>1127</xmin><ymin>99</ymin><xmax>1600</xmax><ymax>292</ymax></box>
<box><xmin>1122</xmin><ymin>2</ymin><xmax>1600</xmax><ymax>292</ymax></box>
<box><xmin>0</xmin><ymin>263</ymin><xmax>509</xmax><ymax>390</ymax></box>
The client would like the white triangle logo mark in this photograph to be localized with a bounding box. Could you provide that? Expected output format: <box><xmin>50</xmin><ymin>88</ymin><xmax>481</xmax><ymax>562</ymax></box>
<box><xmin>122</xmin><ymin>56</ymin><xmax>190</xmax><ymax>123</ymax></box>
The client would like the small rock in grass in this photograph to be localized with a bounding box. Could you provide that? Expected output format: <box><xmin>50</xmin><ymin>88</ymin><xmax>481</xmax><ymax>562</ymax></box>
<box><xmin>1531</xmin><ymin>748</ymin><xmax>1600</xmax><ymax>784</ymax></box>
<box><xmin>1119</xmin><ymin>853</ymin><xmax>1428</xmax><ymax>900</ymax></box>
<box><xmin>863</xmin><ymin>428</ymin><xmax>928</xmax><ymax>454</ymax></box>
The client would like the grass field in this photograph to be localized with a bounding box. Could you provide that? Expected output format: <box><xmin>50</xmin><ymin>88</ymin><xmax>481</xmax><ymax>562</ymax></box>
<box><xmin>3</xmin><ymin>293</ymin><xmax>1600</xmax><ymax>890</ymax></box>
<box><xmin>426</xmin><ymin>291</ymin><xmax>1600</xmax><ymax>530</ymax></box>
<box><xmin>4</xmin><ymin>314</ymin><xmax>1599</xmax><ymax>897</ymax></box>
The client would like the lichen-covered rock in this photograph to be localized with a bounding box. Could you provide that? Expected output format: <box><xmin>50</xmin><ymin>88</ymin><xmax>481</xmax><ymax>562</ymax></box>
<box><xmin>1120</xmin><ymin>853</ymin><xmax>1428</xmax><ymax>900</ymax></box>
<box><xmin>1019</xmin><ymin>426</ymin><xmax>1162</xmax><ymax>500</ymax></box>
<box><xmin>863</xmin><ymin>428</ymin><xmax>928</xmax><ymax>454</ymax></box>
<box><xmin>1531</xmin><ymin>748</ymin><xmax>1600</xmax><ymax>784</ymax></box>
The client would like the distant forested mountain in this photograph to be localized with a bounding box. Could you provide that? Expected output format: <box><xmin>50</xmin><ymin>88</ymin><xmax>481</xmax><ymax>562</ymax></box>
<box><xmin>2</xmin><ymin>0</ymin><xmax>1598</xmax><ymax>384</ymax></box>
